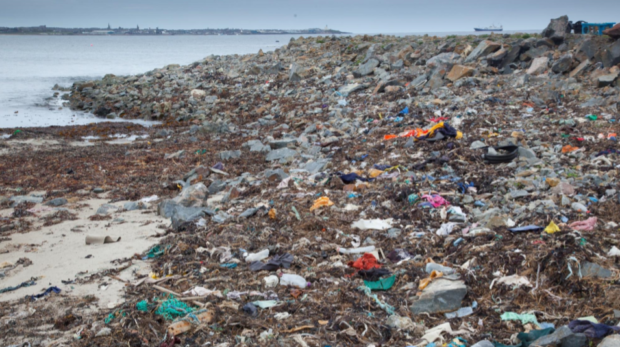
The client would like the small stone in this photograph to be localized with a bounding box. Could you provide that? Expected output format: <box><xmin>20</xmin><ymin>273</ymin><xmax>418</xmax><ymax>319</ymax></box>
<box><xmin>530</xmin><ymin>326</ymin><xmax>586</xmax><ymax>347</ymax></box>
<box><xmin>410</xmin><ymin>279</ymin><xmax>467</xmax><ymax>314</ymax></box>
<box><xmin>45</xmin><ymin>198</ymin><xmax>68</xmax><ymax>207</ymax></box>
<box><xmin>219</xmin><ymin>150</ymin><xmax>241</xmax><ymax>160</ymax></box>
<box><xmin>518</xmin><ymin>147</ymin><xmax>537</xmax><ymax>159</ymax></box>
<box><xmin>266</xmin><ymin>148</ymin><xmax>298</xmax><ymax>162</ymax></box>
<box><xmin>598</xmin><ymin>335</ymin><xmax>620</xmax><ymax>347</ymax></box>
<box><xmin>96</xmin><ymin>204</ymin><xmax>118</xmax><ymax>215</ymax></box>
<box><xmin>510</xmin><ymin>190</ymin><xmax>529</xmax><ymax>199</ymax></box>
<box><xmin>10</xmin><ymin>195</ymin><xmax>44</xmax><ymax>206</ymax></box>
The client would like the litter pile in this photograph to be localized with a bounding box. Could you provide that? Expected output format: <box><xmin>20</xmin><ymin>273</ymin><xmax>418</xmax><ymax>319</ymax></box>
<box><xmin>2</xmin><ymin>15</ymin><xmax>620</xmax><ymax>347</ymax></box>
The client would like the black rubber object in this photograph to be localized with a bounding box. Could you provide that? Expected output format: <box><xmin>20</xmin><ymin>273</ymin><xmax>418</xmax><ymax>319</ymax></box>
<box><xmin>483</xmin><ymin>145</ymin><xmax>519</xmax><ymax>163</ymax></box>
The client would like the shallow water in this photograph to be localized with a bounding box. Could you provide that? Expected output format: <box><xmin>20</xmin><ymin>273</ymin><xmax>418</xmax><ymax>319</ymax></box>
<box><xmin>0</xmin><ymin>34</ymin><xmax>321</xmax><ymax>128</ymax></box>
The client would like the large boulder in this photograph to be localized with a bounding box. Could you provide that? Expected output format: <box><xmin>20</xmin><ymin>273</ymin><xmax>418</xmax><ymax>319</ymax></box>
<box><xmin>609</xmin><ymin>40</ymin><xmax>620</xmax><ymax>66</ymax></box>
<box><xmin>603</xmin><ymin>23</ymin><xmax>620</xmax><ymax>39</ymax></box>
<box><xmin>447</xmin><ymin>65</ymin><xmax>475</xmax><ymax>82</ymax></box>
<box><xmin>527</xmin><ymin>57</ymin><xmax>549</xmax><ymax>75</ymax></box>
<box><xmin>500</xmin><ymin>46</ymin><xmax>522</xmax><ymax>68</ymax></box>
<box><xmin>465</xmin><ymin>40</ymin><xmax>501</xmax><ymax>63</ymax></box>
<box><xmin>487</xmin><ymin>47</ymin><xmax>507</xmax><ymax>67</ymax></box>
<box><xmin>552</xmin><ymin>54</ymin><xmax>573</xmax><ymax>74</ymax></box>
<box><xmin>354</xmin><ymin>58</ymin><xmax>380</xmax><ymax>77</ymax></box>
<box><xmin>569</xmin><ymin>59</ymin><xmax>591</xmax><ymax>78</ymax></box>
<box><xmin>542</xmin><ymin>15</ymin><xmax>569</xmax><ymax>43</ymax></box>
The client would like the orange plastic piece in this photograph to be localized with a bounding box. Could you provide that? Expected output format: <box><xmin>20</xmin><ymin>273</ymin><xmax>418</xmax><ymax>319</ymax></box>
<box><xmin>268</xmin><ymin>208</ymin><xmax>276</xmax><ymax>220</ymax></box>
<box><xmin>561</xmin><ymin>145</ymin><xmax>580</xmax><ymax>153</ymax></box>
<box><xmin>418</xmin><ymin>270</ymin><xmax>443</xmax><ymax>290</ymax></box>
<box><xmin>384</xmin><ymin>134</ymin><xmax>398</xmax><ymax>140</ymax></box>
<box><xmin>348</xmin><ymin>253</ymin><xmax>381</xmax><ymax>270</ymax></box>
<box><xmin>309</xmin><ymin>196</ymin><xmax>334</xmax><ymax>211</ymax></box>
<box><xmin>369</xmin><ymin>168</ymin><xmax>384</xmax><ymax>178</ymax></box>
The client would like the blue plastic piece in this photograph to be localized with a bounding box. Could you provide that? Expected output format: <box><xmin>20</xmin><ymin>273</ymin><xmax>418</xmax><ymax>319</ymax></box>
<box><xmin>582</xmin><ymin>22</ymin><xmax>616</xmax><ymax>35</ymax></box>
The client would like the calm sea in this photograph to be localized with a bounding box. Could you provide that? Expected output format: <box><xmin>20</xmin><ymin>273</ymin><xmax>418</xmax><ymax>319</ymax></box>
<box><xmin>0</xmin><ymin>30</ymin><xmax>538</xmax><ymax>129</ymax></box>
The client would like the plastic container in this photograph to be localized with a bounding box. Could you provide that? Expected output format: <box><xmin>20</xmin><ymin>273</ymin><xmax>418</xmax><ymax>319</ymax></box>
<box><xmin>279</xmin><ymin>274</ymin><xmax>309</xmax><ymax>289</ymax></box>
<box><xmin>245</xmin><ymin>249</ymin><xmax>269</xmax><ymax>262</ymax></box>
<box><xmin>337</xmin><ymin>245</ymin><xmax>375</xmax><ymax>254</ymax></box>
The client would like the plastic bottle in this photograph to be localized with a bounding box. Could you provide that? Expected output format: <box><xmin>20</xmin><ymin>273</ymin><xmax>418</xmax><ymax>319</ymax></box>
<box><xmin>279</xmin><ymin>274</ymin><xmax>309</xmax><ymax>289</ymax></box>
<box><xmin>337</xmin><ymin>245</ymin><xmax>375</xmax><ymax>254</ymax></box>
<box><xmin>244</xmin><ymin>249</ymin><xmax>269</xmax><ymax>262</ymax></box>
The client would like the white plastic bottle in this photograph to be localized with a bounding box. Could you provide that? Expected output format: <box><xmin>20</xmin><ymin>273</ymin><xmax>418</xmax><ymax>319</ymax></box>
<box><xmin>245</xmin><ymin>249</ymin><xmax>269</xmax><ymax>262</ymax></box>
<box><xmin>337</xmin><ymin>245</ymin><xmax>375</xmax><ymax>254</ymax></box>
<box><xmin>280</xmin><ymin>274</ymin><xmax>308</xmax><ymax>289</ymax></box>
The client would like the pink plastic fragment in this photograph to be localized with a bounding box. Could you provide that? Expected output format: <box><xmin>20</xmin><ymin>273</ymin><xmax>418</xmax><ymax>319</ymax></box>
<box><xmin>568</xmin><ymin>217</ymin><xmax>597</xmax><ymax>231</ymax></box>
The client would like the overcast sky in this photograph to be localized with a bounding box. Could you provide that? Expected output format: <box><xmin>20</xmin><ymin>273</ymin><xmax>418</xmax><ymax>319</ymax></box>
<box><xmin>2</xmin><ymin>0</ymin><xmax>620</xmax><ymax>33</ymax></box>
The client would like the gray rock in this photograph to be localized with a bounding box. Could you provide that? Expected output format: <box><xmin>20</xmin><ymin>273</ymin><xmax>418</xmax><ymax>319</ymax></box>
<box><xmin>264</xmin><ymin>169</ymin><xmax>289</xmax><ymax>182</ymax></box>
<box><xmin>239</xmin><ymin>208</ymin><xmax>260</xmax><ymax>218</ymax></box>
<box><xmin>174</xmin><ymin>183</ymin><xmax>208</xmax><ymax>207</ymax></box>
<box><xmin>96</xmin><ymin>204</ymin><xmax>118</xmax><ymax>215</ymax></box>
<box><xmin>597</xmin><ymin>72</ymin><xmax>619</xmax><ymax>88</ymax></box>
<box><xmin>510</xmin><ymin>190</ymin><xmax>529</xmax><ymax>199</ymax></box>
<box><xmin>581</xmin><ymin>261</ymin><xmax>612</xmax><ymax>278</ymax></box>
<box><xmin>552</xmin><ymin>54</ymin><xmax>573</xmax><ymax>74</ymax></box>
<box><xmin>598</xmin><ymin>334</ymin><xmax>620</xmax><ymax>347</ymax></box>
<box><xmin>542</xmin><ymin>15</ymin><xmax>569</xmax><ymax>43</ymax></box>
<box><xmin>208</xmin><ymin>180</ymin><xmax>228</xmax><ymax>194</ymax></box>
<box><xmin>338</xmin><ymin>83</ymin><xmax>367</xmax><ymax>96</ymax></box>
<box><xmin>171</xmin><ymin>205</ymin><xmax>207</xmax><ymax>229</ymax></box>
<box><xmin>124</xmin><ymin>201</ymin><xmax>145</xmax><ymax>211</ymax></box>
<box><xmin>269</xmin><ymin>138</ymin><xmax>296</xmax><ymax>149</ymax></box>
<box><xmin>608</xmin><ymin>40</ymin><xmax>620</xmax><ymax>67</ymax></box>
<box><xmin>220</xmin><ymin>150</ymin><xmax>241</xmax><ymax>160</ymax></box>
<box><xmin>500</xmin><ymin>46</ymin><xmax>521</xmax><ymax>68</ymax></box>
<box><xmin>303</xmin><ymin>159</ymin><xmax>330</xmax><ymax>174</ymax></box>
<box><xmin>44</xmin><ymin>198</ymin><xmax>67</xmax><ymax>207</ymax></box>
<box><xmin>92</xmin><ymin>187</ymin><xmax>104</xmax><ymax>193</ymax></box>
<box><xmin>212</xmin><ymin>211</ymin><xmax>233</xmax><ymax>224</ymax></box>
<box><xmin>518</xmin><ymin>147</ymin><xmax>537</xmax><ymax>159</ymax></box>
<box><xmin>427</xmin><ymin>52</ymin><xmax>461</xmax><ymax>66</ymax></box>
<box><xmin>410</xmin><ymin>279</ymin><xmax>467</xmax><ymax>314</ymax></box>
<box><xmin>465</xmin><ymin>40</ymin><xmax>501</xmax><ymax>63</ymax></box>
<box><xmin>354</xmin><ymin>58</ymin><xmax>379</xmax><ymax>77</ymax></box>
<box><xmin>289</xmin><ymin>62</ymin><xmax>304</xmax><ymax>82</ymax></box>
<box><xmin>10</xmin><ymin>195</ymin><xmax>44</xmax><ymax>206</ymax></box>
<box><xmin>530</xmin><ymin>326</ymin><xmax>586</xmax><ymax>347</ymax></box>
<box><xmin>266</xmin><ymin>148</ymin><xmax>298</xmax><ymax>161</ymax></box>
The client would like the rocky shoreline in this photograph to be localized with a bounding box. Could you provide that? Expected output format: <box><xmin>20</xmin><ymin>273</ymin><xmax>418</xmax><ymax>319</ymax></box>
<box><xmin>1</xmin><ymin>15</ymin><xmax>620</xmax><ymax>347</ymax></box>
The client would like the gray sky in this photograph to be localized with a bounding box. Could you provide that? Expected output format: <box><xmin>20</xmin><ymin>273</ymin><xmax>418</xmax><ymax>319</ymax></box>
<box><xmin>2</xmin><ymin>0</ymin><xmax>620</xmax><ymax>33</ymax></box>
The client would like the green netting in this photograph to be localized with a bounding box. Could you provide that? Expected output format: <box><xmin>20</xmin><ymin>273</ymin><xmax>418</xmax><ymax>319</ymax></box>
<box><xmin>154</xmin><ymin>294</ymin><xmax>195</xmax><ymax>321</ymax></box>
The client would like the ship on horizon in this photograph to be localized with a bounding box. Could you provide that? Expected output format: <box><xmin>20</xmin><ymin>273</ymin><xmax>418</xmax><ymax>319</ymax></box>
<box><xmin>474</xmin><ymin>24</ymin><xmax>503</xmax><ymax>32</ymax></box>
